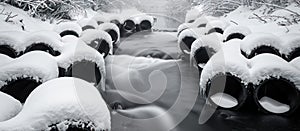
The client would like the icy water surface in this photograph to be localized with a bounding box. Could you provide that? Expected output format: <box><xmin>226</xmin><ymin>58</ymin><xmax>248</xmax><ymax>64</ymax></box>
<box><xmin>105</xmin><ymin>31</ymin><xmax>300</xmax><ymax>131</ymax></box>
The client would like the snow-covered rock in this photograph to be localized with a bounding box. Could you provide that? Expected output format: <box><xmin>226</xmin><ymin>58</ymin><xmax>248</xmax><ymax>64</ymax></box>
<box><xmin>178</xmin><ymin>28</ymin><xmax>206</xmax><ymax>55</ymax></box>
<box><xmin>205</xmin><ymin>20</ymin><xmax>230</xmax><ymax>35</ymax></box>
<box><xmin>0</xmin><ymin>77</ymin><xmax>111</xmax><ymax>130</ymax></box>
<box><xmin>78</xmin><ymin>18</ymin><xmax>98</xmax><ymax>31</ymax></box>
<box><xmin>98</xmin><ymin>23</ymin><xmax>120</xmax><ymax>45</ymax></box>
<box><xmin>21</xmin><ymin>30</ymin><xmax>63</xmax><ymax>56</ymax></box>
<box><xmin>290</xmin><ymin>57</ymin><xmax>300</xmax><ymax>70</ymax></box>
<box><xmin>0</xmin><ymin>51</ymin><xmax>58</xmax><ymax>88</ymax></box>
<box><xmin>0</xmin><ymin>31</ymin><xmax>28</xmax><ymax>54</ymax></box>
<box><xmin>0</xmin><ymin>92</ymin><xmax>22</xmax><ymax>122</ymax></box>
<box><xmin>223</xmin><ymin>25</ymin><xmax>252</xmax><ymax>42</ymax></box>
<box><xmin>53</xmin><ymin>22</ymin><xmax>82</xmax><ymax>38</ymax></box>
<box><xmin>92</xmin><ymin>14</ymin><xmax>109</xmax><ymax>25</ymax></box>
<box><xmin>280</xmin><ymin>33</ymin><xmax>300</xmax><ymax>60</ymax></box>
<box><xmin>240</xmin><ymin>33</ymin><xmax>283</xmax><ymax>58</ymax></box>
<box><xmin>200</xmin><ymin>40</ymin><xmax>250</xmax><ymax>95</ymax></box>
<box><xmin>80</xmin><ymin>29</ymin><xmax>113</xmax><ymax>57</ymax></box>
<box><xmin>0</xmin><ymin>54</ymin><xmax>14</xmax><ymax>66</ymax></box>
<box><xmin>56</xmin><ymin>37</ymin><xmax>106</xmax><ymax>91</ymax></box>
<box><xmin>190</xmin><ymin>33</ymin><xmax>223</xmax><ymax>68</ymax></box>
<box><xmin>177</xmin><ymin>16</ymin><xmax>217</xmax><ymax>37</ymax></box>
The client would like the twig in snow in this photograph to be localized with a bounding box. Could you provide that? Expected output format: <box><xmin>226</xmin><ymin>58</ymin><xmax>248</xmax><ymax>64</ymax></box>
<box><xmin>251</xmin><ymin>13</ymin><xmax>267</xmax><ymax>23</ymax></box>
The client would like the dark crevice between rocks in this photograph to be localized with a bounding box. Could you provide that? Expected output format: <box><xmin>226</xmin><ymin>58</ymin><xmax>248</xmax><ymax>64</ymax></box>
<box><xmin>0</xmin><ymin>77</ymin><xmax>42</xmax><ymax>103</ymax></box>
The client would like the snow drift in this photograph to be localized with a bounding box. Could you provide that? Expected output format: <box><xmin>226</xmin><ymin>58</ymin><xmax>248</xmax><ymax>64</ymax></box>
<box><xmin>0</xmin><ymin>77</ymin><xmax>111</xmax><ymax>130</ymax></box>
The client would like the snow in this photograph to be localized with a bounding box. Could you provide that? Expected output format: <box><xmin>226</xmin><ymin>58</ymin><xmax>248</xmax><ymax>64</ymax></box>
<box><xmin>0</xmin><ymin>51</ymin><xmax>58</xmax><ymax>88</ymax></box>
<box><xmin>190</xmin><ymin>33</ymin><xmax>223</xmax><ymax>67</ymax></box>
<box><xmin>55</xmin><ymin>37</ymin><xmax>106</xmax><ymax>91</ymax></box>
<box><xmin>20</xmin><ymin>30</ymin><xmax>63</xmax><ymax>53</ymax></box>
<box><xmin>80</xmin><ymin>29</ymin><xmax>113</xmax><ymax>55</ymax></box>
<box><xmin>0</xmin><ymin>77</ymin><xmax>111</xmax><ymax>130</ymax></box>
<box><xmin>259</xmin><ymin>96</ymin><xmax>290</xmax><ymax>114</ymax></box>
<box><xmin>200</xmin><ymin>40</ymin><xmax>250</xmax><ymax>95</ymax></box>
<box><xmin>77</xmin><ymin>18</ymin><xmax>98</xmax><ymax>30</ymax></box>
<box><xmin>177</xmin><ymin>16</ymin><xmax>218</xmax><ymax>37</ymax></box>
<box><xmin>92</xmin><ymin>14</ymin><xmax>109</xmax><ymax>24</ymax></box>
<box><xmin>53</xmin><ymin>22</ymin><xmax>82</xmax><ymax>37</ymax></box>
<box><xmin>280</xmin><ymin>33</ymin><xmax>300</xmax><ymax>55</ymax></box>
<box><xmin>0</xmin><ymin>54</ymin><xmax>13</xmax><ymax>66</ymax></box>
<box><xmin>177</xmin><ymin>23</ymin><xmax>193</xmax><ymax>36</ymax></box>
<box><xmin>0</xmin><ymin>92</ymin><xmax>22</xmax><ymax>122</ymax></box>
<box><xmin>178</xmin><ymin>28</ymin><xmax>206</xmax><ymax>44</ymax></box>
<box><xmin>97</xmin><ymin>23</ymin><xmax>120</xmax><ymax>44</ymax></box>
<box><xmin>205</xmin><ymin>20</ymin><xmax>230</xmax><ymax>34</ymax></box>
<box><xmin>248</xmin><ymin>54</ymin><xmax>300</xmax><ymax>88</ymax></box>
<box><xmin>240</xmin><ymin>33</ymin><xmax>284</xmax><ymax>55</ymax></box>
<box><xmin>222</xmin><ymin>25</ymin><xmax>252</xmax><ymax>41</ymax></box>
<box><xmin>131</xmin><ymin>14</ymin><xmax>154</xmax><ymax>25</ymax></box>
<box><xmin>0</xmin><ymin>31</ymin><xmax>28</xmax><ymax>52</ymax></box>
<box><xmin>185</xmin><ymin>5</ymin><xmax>203</xmax><ymax>23</ymax></box>
<box><xmin>210</xmin><ymin>92</ymin><xmax>238</xmax><ymax>108</ymax></box>
<box><xmin>290</xmin><ymin>57</ymin><xmax>300</xmax><ymax>70</ymax></box>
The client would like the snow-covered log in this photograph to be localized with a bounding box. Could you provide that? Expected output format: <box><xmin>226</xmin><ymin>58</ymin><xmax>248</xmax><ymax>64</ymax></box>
<box><xmin>249</xmin><ymin>54</ymin><xmax>300</xmax><ymax>115</ymax></box>
<box><xmin>0</xmin><ymin>77</ymin><xmax>111</xmax><ymax>130</ymax></box>
<box><xmin>0</xmin><ymin>51</ymin><xmax>58</xmax><ymax>103</ymax></box>
<box><xmin>80</xmin><ymin>29</ymin><xmax>113</xmax><ymax>58</ymax></box>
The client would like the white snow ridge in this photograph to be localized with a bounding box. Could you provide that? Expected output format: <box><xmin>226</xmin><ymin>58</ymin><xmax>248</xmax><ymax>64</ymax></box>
<box><xmin>0</xmin><ymin>77</ymin><xmax>111</xmax><ymax>131</ymax></box>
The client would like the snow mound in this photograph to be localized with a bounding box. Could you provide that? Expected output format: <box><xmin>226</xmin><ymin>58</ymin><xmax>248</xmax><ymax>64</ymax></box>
<box><xmin>132</xmin><ymin>14</ymin><xmax>154</xmax><ymax>25</ymax></box>
<box><xmin>0</xmin><ymin>51</ymin><xmax>58</xmax><ymax>88</ymax></box>
<box><xmin>290</xmin><ymin>57</ymin><xmax>300</xmax><ymax>70</ymax></box>
<box><xmin>185</xmin><ymin>5</ymin><xmax>203</xmax><ymax>23</ymax></box>
<box><xmin>248</xmin><ymin>54</ymin><xmax>300</xmax><ymax>88</ymax></box>
<box><xmin>97</xmin><ymin>23</ymin><xmax>120</xmax><ymax>44</ymax></box>
<box><xmin>178</xmin><ymin>28</ymin><xmax>207</xmax><ymax>54</ymax></box>
<box><xmin>0</xmin><ymin>54</ymin><xmax>14</xmax><ymax>66</ymax></box>
<box><xmin>0</xmin><ymin>77</ymin><xmax>111</xmax><ymax>130</ymax></box>
<box><xmin>92</xmin><ymin>15</ymin><xmax>109</xmax><ymax>25</ymax></box>
<box><xmin>55</xmin><ymin>38</ymin><xmax>106</xmax><ymax>91</ymax></box>
<box><xmin>177</xmin><ymin>23</ymin><xmax>193</xmax><ymax>36</ymax></box>
<box><xmin>190</xmin><ymin>33</ymin><xmax>223</xmax><ymax>67</ymax></box>
<box><xmin>192</xmin><ymin>16</ymin><xmax>218</xmax><ymax>28</ymax></box>
<box><xmin>21</xmin><ymin>30</ymin><xmax>63</xmax><ymax>53</ymax></box>
<box><xmin>78</xmin><ymin>18</ymin><xmax>98</xmax><ymax>31</ymax></box>
<box><xmin>280</xmin><ymin>33</ymin><xmax>300</xmax><ymax>56</ymax></box>
<box><xmin>80</xmin><ymin>29</ymin><xmax>113</xmax><ymax>55</ymax></box>
<box><xmin>223</xmin><ymin>25</ymin><xmax>252</xmax><ymax>42</ymax></box>
<box><xmin>205</xmin><ymin>20</ymin><xmax>230</xmax><ymax>34</ymax></box>
<box><xmin>0</xmin><ymin>31</ymin><xmax>28</xmax><ymax>53</ymax></box>
<box><xmin>178</xmin><ymin>28</ymin><xmax>206</xmax><ymax>43</ymax></box>
<box><xmin>0</xmin><ymin>92</ymin><xmax>22</xmax><ymax>122</ymax></box>
<box><xmin>177</xmin><ymin>16</ymin><xmax>218</xmax><ymax>37</ymax></box>
<box><xmin>200</xmin><ymin>40</ymin><xmax>250</xmax><ymax>95</ymax></box>
<box><xmin>240</xmin><ymin>33</ymin><xmax>284</xmax><ymax>56</ymax></box>
<box><xmin>53</xmin><ymin>22</ymin><xmax>82</xmax><ymax>38</ymax></box>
